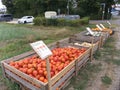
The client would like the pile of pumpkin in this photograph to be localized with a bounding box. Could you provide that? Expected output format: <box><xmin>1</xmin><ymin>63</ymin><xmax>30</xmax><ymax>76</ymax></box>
<box><xmin>92</xmin><ymin>27</ymin><xmax>113</xmax><ymax>35</ymax></box>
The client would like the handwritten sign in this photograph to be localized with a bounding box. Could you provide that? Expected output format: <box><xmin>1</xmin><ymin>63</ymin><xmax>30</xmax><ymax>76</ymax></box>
<box><xmin>96</xmin><ymin>24</ymin><xmax>103</xmax><ymax>31</ymax></box>
<box><xmin>100</xmin><ymin>24</ymin><xmax>106</xmax><ymax>29</ymax></box>
<box><xmin>86</xmin><ymin>27</ymin><xmax>94</xmax><ymax>35</ymax></box>
<box><xmin>30</xmin><ymin>41</ymin><xmax>52</xmax><ymax>59</ymax></box>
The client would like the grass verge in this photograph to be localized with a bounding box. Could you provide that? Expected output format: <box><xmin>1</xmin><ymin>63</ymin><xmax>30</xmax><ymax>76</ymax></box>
<box><xmin>65</xmin><ymin>62</ymin><xmax>101</xmax><ymax>90</ymax></box>
<box><xmin>101</xmin><ymin>75</ymin><xmax>112</xmax><ymax>85</ymax></box>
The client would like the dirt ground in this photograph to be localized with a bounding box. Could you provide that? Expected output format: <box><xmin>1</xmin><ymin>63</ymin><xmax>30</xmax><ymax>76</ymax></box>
<box><xmin>85</xmin><ymin>17</ymin><xmax>120</xmax><ymax>90</ymax></box>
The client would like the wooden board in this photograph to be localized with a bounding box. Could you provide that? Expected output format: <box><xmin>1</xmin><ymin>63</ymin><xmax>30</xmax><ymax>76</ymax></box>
<box><xmin>51</xmin><ymin>60</ymin><xmax>75</xmax><ymax>86</ymax></box>
<box><xmin>5</xmin><ymin>69</ymin><xmax>42</xmax><ymax>90</ymax></box>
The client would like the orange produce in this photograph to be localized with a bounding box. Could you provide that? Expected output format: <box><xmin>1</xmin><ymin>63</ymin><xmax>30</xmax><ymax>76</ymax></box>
<box><xmin>9</xmin><ymin>47</ymin><xmax>87</xmax><ymax>83</ymax></box>
<box><xmin>92</xmin><ymin>27</ymin><xmax>113</xmax><ymax>35</ymax></box>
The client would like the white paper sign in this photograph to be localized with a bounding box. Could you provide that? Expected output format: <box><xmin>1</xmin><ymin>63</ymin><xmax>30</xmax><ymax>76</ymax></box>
<box><xmin>86</xmin><ymin>27</ymin><xmax>94</xmax><ymax>35</ymax></box>
<box><xmin>107</xmin><ymin>21</ymin><xmax>111</xmax><ymax>25</ymax></box>
<box><xmin>96</xmin><ymin>24</ymin><xmax>103</xmax><ymax>31</ymax></box>
<box><xmin>30</xmin><ymin>41</ymin><xmax>52</xmax><ymax>59</ymax></box>
<box><xmin>100</xmin><ymin>24</ymin><xmax>106</xmax><ymax>29</ymax></box>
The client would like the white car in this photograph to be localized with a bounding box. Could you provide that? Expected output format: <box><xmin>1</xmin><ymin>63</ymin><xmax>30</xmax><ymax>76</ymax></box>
<box><xmin>18</xmin><ymin>16</ymin><xmax>34</xmax><ymax>24</ymax></box>
<box><xmin>111</xmin><ymin>11</ymin><xmax>119</xmax><ymax>16</ymax></box>
<box><xmin>115</xmin><ymin>4</ymin><xmax>120</xmax><ymax>11</ymax></box>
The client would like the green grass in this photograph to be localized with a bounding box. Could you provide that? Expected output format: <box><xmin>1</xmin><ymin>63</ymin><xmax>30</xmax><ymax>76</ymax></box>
<box><xmin>103</xmin><ymin>37</ymin><xmax>115</xmax><ymax>48</ymax></box>
<box><xmin>0</xmin><ymin>23</ymin><xmax>86</xmax><ymax>60</ymax></box>
<box><xmin>94</xmin><ymin>50</ymin><xmax>101</xmax><ymax>59</ymax></box>
<box><xmin>94</xmin><ymin>36</ymin><xmax>120</xmax><ymax>65</ymax></box>
<box><xmin>101</xmin><ymin>75</ymin><xmax>112</xmax><ymax>85</ymax></box>
<box><xmin>65</xmin><ymin>62</ymin><xmax>101</xmax><ymax>90</ymax></box>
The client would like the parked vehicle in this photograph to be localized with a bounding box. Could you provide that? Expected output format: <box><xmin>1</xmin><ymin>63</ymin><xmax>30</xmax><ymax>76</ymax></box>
<box><xmin>18</xmin><ymin>16</ymin><xmax>34</xmax><ymax>24</ymax></box>
<box><xmin>0</xmin><ymin>14</ymin><xmax>13</xmax><ymax>21</ymax></box>
<box><xmin>115</xmin><ymin>4</ymin><xmax>120</xmax><ymax>11</ymax></box>
<box><xmin>111</xmin><ymin>11</ymin><xmax>119</xmax><ymax>16</ymax></box>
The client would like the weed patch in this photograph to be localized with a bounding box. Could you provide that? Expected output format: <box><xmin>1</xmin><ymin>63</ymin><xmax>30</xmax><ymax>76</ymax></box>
<box><xmin>101</xmin><ymin>75</ymin><xmax>112</xmax><ymax>85</ymax></box>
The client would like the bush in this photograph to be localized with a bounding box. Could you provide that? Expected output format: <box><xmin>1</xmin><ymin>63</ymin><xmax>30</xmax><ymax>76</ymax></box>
<box><xmin>46</xmin><ymin>18</ymin><xmax>58</xmax><ymax>26</ymax></box>
<box><xmin>57</xmin><ymin>18</ymin><xmax>66</xmax><ymax>26</ymax></box>
<box><xmin>66</xmin><ymin>19</ymin><xmax>81</xmax><ymax>27</ymax></box>
<box><xmin>34</xmin><ymin>17</ymin><xmax>46</xmax><ymax>25</ymax></box>
<box><xmin>79</xmin><ymin>17</ymin><xmax>90</xmax><ymax>25</ymax></box>
<box><xmin>33</xmin><ymin>16</ymin><xmax>89</xmax><ymax>26</ymax></box>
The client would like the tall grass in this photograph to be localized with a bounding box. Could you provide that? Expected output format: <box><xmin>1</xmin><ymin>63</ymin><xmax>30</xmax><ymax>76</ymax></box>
<box><xmin>0</xmin><ymin>23</ymin><xmax>35</xmax><ymax>41</ymax></box>
<box><xmin>0</xmin><ymin>23</ymin><xmax>85</xmax><ymax>60</ymax></box>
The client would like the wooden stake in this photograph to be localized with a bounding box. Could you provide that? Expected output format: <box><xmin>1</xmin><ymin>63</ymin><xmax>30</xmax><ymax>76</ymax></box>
<box><xmin>90</xmin><ymin>36</ymin><xmax>94</xmax><ymax>62</ymax></box>
<box><xmin>99</xmin><ymin>36</ymin><xmax>102</xmax><ymax>49</ymax></box>
<box><xmin>75</xmin><ymin>59</ymin><xmax>78</xmax><ymax>76</ymax></box>
<box><xmin>56</xmin><ymin>41</ymin><xmax>60</xmax><ymax>48</ymax></box>
<box><xmin>46</xmin><ymin>58</ymin><xmax>52</xmax><ymax>90</ymax></box>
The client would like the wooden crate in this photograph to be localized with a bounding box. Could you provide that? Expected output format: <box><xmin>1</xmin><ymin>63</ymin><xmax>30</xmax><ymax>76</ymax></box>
<box><xmin>92</xmin><ymin>41</ymin><xmax>100</xmax><ymax>54</ymax></box>
<box><xmin>1</xmin><ymin>45</ymin><xmax>91</xmax><ymax>90</ymax></box>
<box><xmin>75</xmin><ymin>48</ymin><xmax>91</xmax><ymax>76</ymax></box>
<box><xmin>101</xmin><ymin>32</ymin><xmax>109</xmax><ymax>45</ymax></box>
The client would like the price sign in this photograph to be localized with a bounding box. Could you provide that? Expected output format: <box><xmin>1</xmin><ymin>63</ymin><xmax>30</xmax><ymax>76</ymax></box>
<box><xmin>96</xmin><ymin>24</ymin><xmax>103</xmax><ymax>31</ymax></box>
<box><xmin>86</xmin><ymin>27</ymin><xmax>94</xmax><ymax>35</ymax></box>
<box><xmin>100</xmin><ymin>24</ymin><xmax>105</xmax><ymax>29</ymax></box>
<box><xmin>30</xmin><ymin>41</ymin><xmax>52</xmax><ymax>59</ymax></box>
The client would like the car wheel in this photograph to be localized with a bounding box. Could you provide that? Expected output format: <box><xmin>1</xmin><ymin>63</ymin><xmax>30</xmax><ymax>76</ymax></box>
<box><xmin>24</xmin><ymin>21</ymin><xmax>27</xmax><ymax>24</ymax></box>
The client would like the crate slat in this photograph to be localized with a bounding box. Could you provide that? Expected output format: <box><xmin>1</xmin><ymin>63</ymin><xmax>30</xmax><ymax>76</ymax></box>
<box><xmin>52</xmin><ymin>67</ymin><xmax>75</xmax><ymax>90</ymax></box>
<box><xmin>5</xmin><ymin>69</ymin><xmax>42</xmax><ymax>90</ymax></box>
<box><xmin>51</xmin><ymin>60</ymin><xmax>75</xmax><ymax>85</ymax></box>
<box><xmin>3</xmin><ymin>62</ymin><xmax>47</xmax><ymax>87</ymax></box>
<box><xmin>77</xmin><ymin>48</ymin><xmax>91</xmax><ymax>62</ymax></box>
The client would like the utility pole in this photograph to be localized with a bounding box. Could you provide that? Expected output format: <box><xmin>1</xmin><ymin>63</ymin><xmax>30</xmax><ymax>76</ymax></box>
<box><xmin>101</xmin><ymin>3</ymin><xmax>105</xmax><ymax>20</ymax></box>
<box><xmin>67</xmin><ymin>0</ymin><xmax>71</xmax><ymax>15</ymax></box>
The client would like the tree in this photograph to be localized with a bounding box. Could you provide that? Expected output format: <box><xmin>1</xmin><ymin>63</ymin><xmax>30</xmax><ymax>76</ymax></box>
<box><xmin>3</xmin><ymin>0</ymin><xmax>115</xmax><ymax>19</ymax></box>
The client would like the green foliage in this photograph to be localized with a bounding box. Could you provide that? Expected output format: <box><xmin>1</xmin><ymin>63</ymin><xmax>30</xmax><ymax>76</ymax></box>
<box><xmin>112</xmin><ymin>59</ymin><xmax>120</xmax><ymax>65</ymax></box>
<box><xmin>57</xmin><ymin>18</ymin><xmax>66</xmax><ymax>26</ymax></box>
<box><xmin>94</xmin><ymin>50</ymin><xmax>101</xmax><ymax>59</ymax></box>
<box><xmin>79</xmin><ymin>17</ymin><xmax>90</xmax><ymax>25</ymax></box>
<box><xmin>33</xmin><ymin>16</ymin><xmax>89</xmax><ymax>26</ymax></box>
<box><xmin>34</xmin><ymin>17</ymin><xmax>46</xmax><ymax>26</ymax></box>
<box><xmin>3</xmin><ymin>0</ymin><xmax>115</xmax><ymax>19</ymax></box>
<box><xmin>46</xmin><ymin>18</ymin><xmax>58</xmax><ymax>26</ymax></box>
<box><xmin>65</xmin><ymin>20</ymin><xmax>81</xmax><ymax>27</ymax></box>
<box><xmin>101</xmin><ymin>75</ymin><xmax>112</xmax><ymax>85</ymax></box>
<box><xmin>4</xmin><ymin>79</ymin><xmax>20</xmax><ymax>90</ymax></box>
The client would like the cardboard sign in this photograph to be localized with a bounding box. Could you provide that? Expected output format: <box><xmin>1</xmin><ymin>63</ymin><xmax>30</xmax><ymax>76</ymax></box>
<box><xmin>86</xmin><ymin>27</ymin><xmax>94</xmax><ymax>35</ymax></box>
<box><xmin>45</xmin><ymin>11</ymin><xmax>57</xmax><ymax>19</ymax></box>
<box><xmin>100</xmin><ymin>24</ymin><xmax>106</xmax><ymax>29</ymax></box>
<box><xmin>107</xmin><ymin>21</ymin><xmax>111</xmax><ymax>25</ymax></box>
<box><xmin>30</xmin><ymin>41</ymin><xmax>52</xmax><ymax>59</ymax></box>
<box><xmin>96</xmin><ymin>24</ymin><xmax>103</xmax><ymax>31</ymax></box>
